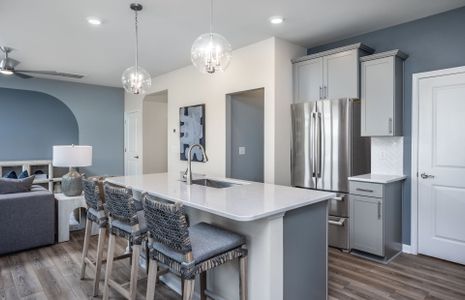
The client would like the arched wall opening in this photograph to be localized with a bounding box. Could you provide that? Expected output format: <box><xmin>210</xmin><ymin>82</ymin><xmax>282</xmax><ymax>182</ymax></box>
<box><xmin>0</xmin><ymin>87</ymin><xmax>79</xmax><ymax>161</ymax></box>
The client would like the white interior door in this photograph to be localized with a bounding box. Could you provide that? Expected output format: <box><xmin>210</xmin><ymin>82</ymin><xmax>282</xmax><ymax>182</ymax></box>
<box><xmin>418</xmin><ymin>70</ymin><xmax>465</xmax><ymax>265</ymax></box>
<box><xmin>124</xmin><ymin>111</ymin><xmax>142</xmax><ymax>176</ymax></box>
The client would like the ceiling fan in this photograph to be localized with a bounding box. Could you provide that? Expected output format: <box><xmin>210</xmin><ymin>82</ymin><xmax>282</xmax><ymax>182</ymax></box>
<box><xmin>0</xmin><ymin>47</ymin><xmax>84</xmax><ymax>79</ymax></box>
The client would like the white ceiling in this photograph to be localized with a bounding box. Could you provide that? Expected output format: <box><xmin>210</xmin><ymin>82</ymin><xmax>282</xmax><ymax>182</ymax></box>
<box><xmin>0</xmin><ymin>0</ymin><xmax>463</xmax><ymax>87</ymax></box>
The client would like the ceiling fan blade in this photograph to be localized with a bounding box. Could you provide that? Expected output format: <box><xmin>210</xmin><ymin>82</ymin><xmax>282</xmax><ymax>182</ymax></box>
<box><xmin>14</xmin><ymin>70</ymin><xmax>84</xmax><ymax>79</ymax></box>
<box><xmin>14</xmin><ymin>72</ymin><xmax>34</xmax><ymax>79</ymax></box>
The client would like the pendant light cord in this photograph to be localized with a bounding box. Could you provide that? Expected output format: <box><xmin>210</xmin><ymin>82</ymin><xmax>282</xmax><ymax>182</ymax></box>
<box><xmin>210</xmin><ymin>0</ymin><xmax>213</xmax><ymax>34</ymax></box>
<box><xmin>134</xmin><ymin>9</ymin><xmax>139</xmax><ymax>72</ymax></box>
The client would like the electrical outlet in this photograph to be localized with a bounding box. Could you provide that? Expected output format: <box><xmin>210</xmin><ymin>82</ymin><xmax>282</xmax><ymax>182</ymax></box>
<box><xmin>239</xmin><ymin>147</ymin><xmax>246</xmax><ymax>155</ymax></box>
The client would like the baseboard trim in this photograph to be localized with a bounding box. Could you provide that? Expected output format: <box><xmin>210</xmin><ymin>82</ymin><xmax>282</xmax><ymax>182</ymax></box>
<box><xmin>402</xmin><ymin>244</ymin><xmax>415</xmax><ymax>254</ymax></box>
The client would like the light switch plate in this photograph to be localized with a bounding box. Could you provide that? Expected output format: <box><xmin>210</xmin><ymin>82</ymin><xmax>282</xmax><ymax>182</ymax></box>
<box><xmin>239</xmin><ymin>147</ymin><xmax>246</xmax><ymax>155</ymax></box>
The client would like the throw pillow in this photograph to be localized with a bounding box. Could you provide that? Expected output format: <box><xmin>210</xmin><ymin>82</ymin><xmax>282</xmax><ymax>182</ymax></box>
<box><xmin>3</xmin><ymin>171</ymin><xmax>17</xmax><ymax>179</ymax></box>
<box><xmin>0</xmin><ymin>176</ymin><xmax>35</xmax><ymax>194</ymax></box>
<box><xmin>18</xmin><ymin>170</ymin><xmax>29</xmax><ymax>179</ymax></box>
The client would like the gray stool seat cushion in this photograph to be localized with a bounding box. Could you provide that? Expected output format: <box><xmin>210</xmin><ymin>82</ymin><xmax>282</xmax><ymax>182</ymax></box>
<box><xmin>150</xmin><ymin>222</ymin><xmax>245</xmax><ymax>264</ymax></box>
<box><xmin>87</xmin><ymin>207</ymin><xmax>107</xmax><ymax>226</ymax></box>
<box><xmin>110</xmin><ymin>210</ymin><xmax>147</xmax><ymax>236</ymax></box>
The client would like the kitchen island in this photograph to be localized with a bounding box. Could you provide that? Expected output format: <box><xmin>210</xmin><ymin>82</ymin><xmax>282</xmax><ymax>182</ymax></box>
<box><xmin>108</xmin><ymin>173</ymin><xmax>334</xmax><ymax>300</ymax></box>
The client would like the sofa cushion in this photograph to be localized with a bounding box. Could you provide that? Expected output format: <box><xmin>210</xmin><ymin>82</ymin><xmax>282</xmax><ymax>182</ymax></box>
<box><xmin>18</xmin><ymin>170</ymin><xmax>29</xmax><ymax>179</ymax></box>
<box><xmin>3</xmin><ymin>171</ymin><xmax>17</xmax><ymax>179</ymax></box>
<box><xmin>0</xmin><ymin>175</ymin><xmax>35</xmax><ymax>194</ymax></box>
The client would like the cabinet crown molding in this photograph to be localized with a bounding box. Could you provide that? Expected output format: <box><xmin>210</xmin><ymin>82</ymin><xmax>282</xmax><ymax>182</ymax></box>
<box><xmin>292</xmin><ymin>42</ymin><xmax>374</xmax><ymax>64</ymax></box>
<box><xmin>360</xmin><ymin>50</ymin><xmax>408</xmax><ymax>62</ymax></box>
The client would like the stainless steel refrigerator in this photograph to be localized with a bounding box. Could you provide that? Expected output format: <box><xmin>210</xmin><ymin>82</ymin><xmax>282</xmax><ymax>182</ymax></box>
<box><xmin>291</xmin><ymin>98</ymin><xmax>370</xmax><ymax>250</ymax></box>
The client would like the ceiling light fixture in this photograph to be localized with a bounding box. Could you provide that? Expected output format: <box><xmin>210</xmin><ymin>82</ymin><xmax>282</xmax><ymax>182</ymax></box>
<box><xmin>121</xmin><ymin>3</ymin><xmax>151</xmax><ymax>95</ymax></box>
<box><xmin>269</xmin><ymin>16</ymin><xmax>284</xmax><ymax>25</ymax></box>
<box><xmin>191</xmin><ymin>0</ymin><xmax>232</xmax><ymax>74</ymax></box>
<box><xmin>87</xmin><ymin>17</ymin><xmax>102</xmax><ymax>26</ymax></box>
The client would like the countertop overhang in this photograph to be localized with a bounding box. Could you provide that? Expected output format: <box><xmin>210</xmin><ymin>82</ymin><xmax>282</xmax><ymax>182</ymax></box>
<box><xmin>107</xmin><ymin>173</ymin><xmax>335</xmax><ymax>222</ymax></box>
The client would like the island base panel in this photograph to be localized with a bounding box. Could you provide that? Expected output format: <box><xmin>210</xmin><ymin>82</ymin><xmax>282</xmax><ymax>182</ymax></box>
<box><xmin>284</xmin><ymin>200</ymin><xmax>328</xmax><ymax>300</ymax></box>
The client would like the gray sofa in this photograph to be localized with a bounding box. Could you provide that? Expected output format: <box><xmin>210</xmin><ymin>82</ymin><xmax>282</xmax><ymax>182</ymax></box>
<box><xmin>0</xmin><ymin>185</ymin><xmax>55</xmax><ymax>255</ymax></box>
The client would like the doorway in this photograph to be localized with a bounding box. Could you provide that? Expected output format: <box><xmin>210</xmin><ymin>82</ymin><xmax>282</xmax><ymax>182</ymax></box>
<box><xmin>412</xmin><ymin>66</ymin><xmax>465</xmax><ymax>265</ymax></box>
<box><xmin>226</xmin><ymin>88</ymin><xmax>264</xmax><ymax>182</ymax></box>
<box><xmin>142</xmin><ymin>90</ymin><xmax>168</xmax><ymax>174</ymax></box>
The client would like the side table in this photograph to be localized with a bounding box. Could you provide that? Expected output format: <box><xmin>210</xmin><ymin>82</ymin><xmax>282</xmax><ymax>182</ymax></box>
<box><xmin>55</xmin><ymin>193</ymin><xmax>98</xmax><ymax>242</ymax></box>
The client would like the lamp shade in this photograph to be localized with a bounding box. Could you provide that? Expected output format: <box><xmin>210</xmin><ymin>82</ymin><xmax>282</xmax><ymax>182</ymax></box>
<box><xmin>53</xmin><ymin>145</ymin><xmax>92</xmax><ymax>167</ymax></box>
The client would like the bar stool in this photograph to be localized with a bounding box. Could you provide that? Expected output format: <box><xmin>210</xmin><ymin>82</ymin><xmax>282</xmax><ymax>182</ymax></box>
<box><xmin>102</xmin><ymin>183</ymin><xmax>147</xmax><ymax>300</ymax></box>
<box><xmin>142</xmin><ymin>193</ymin><xmax>248</xmax><ymax>300</ymax></box>
<box><xmin>80</xmin><ymin>177</ymin><xmax>108</xmax><ymax>296</ymax></box>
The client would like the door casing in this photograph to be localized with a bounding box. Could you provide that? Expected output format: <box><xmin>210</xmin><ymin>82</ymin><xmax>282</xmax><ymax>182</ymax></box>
<box><xmin>411</xmin><ymin>65</ymin><xmax>465</xmax><ymax>255</ymax></box>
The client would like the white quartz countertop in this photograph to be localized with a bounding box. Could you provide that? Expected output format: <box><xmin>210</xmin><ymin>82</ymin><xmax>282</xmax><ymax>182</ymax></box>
<box><xmin>348</xmin><ymin>173</ymin><xmax>407</xmax><ymax>184</ymax></box>
<box><xmin>107</xmin><ymin>173</ymin><xmax>335</xmax><ymax>222</ymax></box>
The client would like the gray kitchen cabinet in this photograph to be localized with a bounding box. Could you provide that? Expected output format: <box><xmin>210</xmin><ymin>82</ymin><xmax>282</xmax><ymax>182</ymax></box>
<box><xmin>360</xmin><ymin>50</ymin><xmax>408</xmax><ymax>136</ymax></box>
<box><xmin>293</xmin><ymin>43</ymin><xmax>374</xmax><ymax>103</ymax></box>
<box><xmin>349</xmin><ymin>177</ymin><xmax>404</xmax><ymax>263</ymax></box>
<box><xmin>350</xmin><ymin>194</ymin><xmax>384</xmax><ymax>256</ymax></box>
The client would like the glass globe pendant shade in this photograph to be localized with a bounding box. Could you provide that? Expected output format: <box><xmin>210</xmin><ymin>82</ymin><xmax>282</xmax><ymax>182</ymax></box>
<box><xmin>121</xmin><ymin>65</ymin><xmax>151</xmax><ymax>95</ymax></box>
<box><xmin>191</xmin><ymin>32</ymin><xmax>232</xmax><ymax>74</ymax></box>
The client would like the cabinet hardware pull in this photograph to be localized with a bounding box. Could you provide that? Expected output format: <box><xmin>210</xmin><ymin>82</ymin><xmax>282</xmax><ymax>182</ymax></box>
<box><xmin>389</xmin><ymin>118</ymin><xmax>393</xmax><ymax>134</ymax></box>
<box><xmin>356</xmin><ymin>188</ymin><xmax>374</xmax><ymax>193</ymax></box>
<box><xmin>328</xmin><ymin>218</ymin><xmax>345</xmax><ymax>226</ymax></box>
<box><xmin>377</xmin><ymin>202</ymin><xmax>381</xmax><ymax>219</ymax></box>
<box><xmin>319</xmin><ymin>87</ymin><xmax>322</xmax><ymax>99</ymax></box>
<box><xmin>323</xmin><ymin>86</ymin><xmax>327</xmax><ymax>99</ymax></box>
<box><xmin>133</xmin><ymin>155</ymin><xmax>139</xmax><ymax>159</ymax></box>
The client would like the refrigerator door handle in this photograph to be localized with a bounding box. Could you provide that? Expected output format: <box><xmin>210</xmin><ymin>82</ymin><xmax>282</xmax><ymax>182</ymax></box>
<box><xmin>316</xmin><ymin>112</ymin><xmax>322</xmax><ymax>178</ymax></box>
<box><xmin>311</xmin><ymin>112</ymin><xmax>317</xmax><ymax>186</ymax></box>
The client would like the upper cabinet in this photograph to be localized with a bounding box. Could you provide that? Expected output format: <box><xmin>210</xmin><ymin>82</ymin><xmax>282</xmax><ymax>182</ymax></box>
<box><xmin>293</xmin><ymin>43</ymin><xmax>374</xmax><ymax>103</ymax></box>
<box><xmin>361</xmin><ymin>50</ymin><xmax>408</xmax><ymax>137</ymax></box>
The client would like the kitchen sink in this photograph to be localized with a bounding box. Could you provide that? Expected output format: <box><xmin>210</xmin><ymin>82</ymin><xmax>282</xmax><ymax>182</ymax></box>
<box><xmin>191</xmin><ymin>178</ymin><xmax>241</xmax><ymax>189</ymax></box>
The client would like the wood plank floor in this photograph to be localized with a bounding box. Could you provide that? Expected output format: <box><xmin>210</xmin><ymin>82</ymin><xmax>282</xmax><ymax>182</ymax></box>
<box><xmin>328</xmin><ymin>247</ymin><xmax>465</xmax><ymax>300</ymax></box>
<box><xmin>1</xmin><ymin>232</ymin><xmax>464</xmax><ymax>299</ymax></box>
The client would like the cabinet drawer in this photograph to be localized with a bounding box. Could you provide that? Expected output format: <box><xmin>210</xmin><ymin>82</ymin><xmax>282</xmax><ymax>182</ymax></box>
<box><xmin>349</xmin><ymin>181</ymin><xmax>383</xmax><ymax>198</ymax></box>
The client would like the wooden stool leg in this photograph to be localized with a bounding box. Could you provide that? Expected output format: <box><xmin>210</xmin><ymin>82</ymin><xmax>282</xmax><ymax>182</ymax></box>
<box><xmin>103</xmin><ymin>233</ymin><xmax>116</xmax><ymax>300</ymax></box>
<box><xmin>129</xmin><ymin>244</ymin><xmax>141</xmax><ymax>300</ymax></box>
<box><xmin>145</xmin><ymin>258</ymin><xmax>158</xmax><ymax>300</ymax></box>
<box><xmin>80</xmin><ymin>219</ymin><xmax>92</xmax><ymax>280</ymax></box>
<box><xmin>239</xmin><ymin>255</ymin><xmax>248</xmax><ymax>300</ymax></box>
<box><xmin>93</xmin><ymin>226</ymin><xmax>107</xmax><ymax>296</ymax></box>
<box><xmin>183</xmin><ymin>279</ymin><xmax>195</xmax><ymax>300</ymax></box>
<box><xmin>200</xmin><ymin>272</ymin><xmax>207</xmax><ymax>300</ymax></box>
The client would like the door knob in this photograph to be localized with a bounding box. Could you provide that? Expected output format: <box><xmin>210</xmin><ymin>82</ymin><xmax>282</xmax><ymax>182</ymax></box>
<box><xmin>133</xmin><ymin>155</ymin><xmax>139</xmax><ymax>159</ymax></box>
<box><xmin>420</xmin><ymin>173</ymin><xmax>434</xmax><ymax>179</ymax></box>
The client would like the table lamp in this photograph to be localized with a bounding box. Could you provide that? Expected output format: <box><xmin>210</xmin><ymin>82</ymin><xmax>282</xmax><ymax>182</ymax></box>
<box><xmin>53</xmin><ymin>145</ymin><xmax>92</xmax><ymax>196</ymax></box>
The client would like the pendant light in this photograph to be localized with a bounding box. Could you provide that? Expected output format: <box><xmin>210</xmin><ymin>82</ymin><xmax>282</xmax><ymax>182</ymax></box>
<box><xmin>122</xmin><ymin>3</ymin><xmax>151</xmax><ymax>95</ymax></box>
<box><xmin>191</xmin><ymin>0</ymin><xmax>232</xmax><ymax>74</ymax></box>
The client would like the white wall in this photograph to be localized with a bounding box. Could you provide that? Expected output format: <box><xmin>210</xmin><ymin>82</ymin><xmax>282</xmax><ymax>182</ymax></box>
<box><xmin>274</xmin><ymin>39</ymin><xmax>307</xmax><ymax>185</ymax></box>
<box><xmin>143</xmin><ymin>92</ymin><xmax>168</xmax><ymax>174</ymax></box>
<box><xmin>125</xmin><ymin>37</ymin><xmax>305</xmax><ymax>184</ymax></box>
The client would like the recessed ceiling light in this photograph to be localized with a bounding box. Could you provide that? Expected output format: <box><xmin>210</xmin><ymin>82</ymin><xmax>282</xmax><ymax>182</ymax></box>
<box><xmin>269</xmin><ymin>16</ymin><xmax>284</xmax><ymax>25</ymax></box>
<box><xmin>87</xmin><ymin>17</ymin><xmax>102</xmax><ymax>26</ymax></box>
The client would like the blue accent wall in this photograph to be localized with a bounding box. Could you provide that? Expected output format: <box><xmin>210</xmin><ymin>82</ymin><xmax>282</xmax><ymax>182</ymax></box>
<box><xmin>0</xmin><ymin>77</ymin><xmax>124</xmax><ymax>176</ymax></box>
<box><xmin>307</xmin><ymin>6</ymin><xmax>465</xmax><ymax>244</ymax></box>
<box><xmin>0</xmin><ymin>88</ymin><xmax>79</xmax><ymax>161</ymax></box>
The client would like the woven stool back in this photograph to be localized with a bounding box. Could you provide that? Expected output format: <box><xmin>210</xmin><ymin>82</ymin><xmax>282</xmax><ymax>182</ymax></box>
<box><xmin>143</xmin><ymin>194</ymin><xmax>192</xmax><ymax>254</ymax></box>
<box><xmin>82</xmin><ymin>178</ymin><xmax>103</xmax><ymax>211</ymax></box>
<box><xmin>104</xmin><ymin>183</ymin><xmax>139</xmax><ymax>225</ymax></box>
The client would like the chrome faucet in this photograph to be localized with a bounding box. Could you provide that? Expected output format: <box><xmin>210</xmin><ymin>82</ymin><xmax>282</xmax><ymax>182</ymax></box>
<box><xmin>184</xmin><ymin>143</ymin><xmax>208</xmax><ymax>184</ymax></box>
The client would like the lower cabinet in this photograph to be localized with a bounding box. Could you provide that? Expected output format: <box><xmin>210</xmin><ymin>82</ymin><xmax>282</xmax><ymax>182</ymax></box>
<box><xmin>349</xmin><ymin>179</ymin><xmax>403</xmax><ymax>262</ymax></box>
<box><xmin>350</xmin><ymin>195</ymin><xmax>384</xmax><ymax>256</ymax></box>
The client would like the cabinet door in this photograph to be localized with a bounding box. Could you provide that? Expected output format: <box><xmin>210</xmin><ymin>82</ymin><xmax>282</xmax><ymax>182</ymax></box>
<box><xmin>324</xmin><ymin>50</ymin><xmax>359</xmax><ymax>99</ymax></box>
<box><xmin>361</xmin><ymin>57</ymin><xmax>394</xmax><ymax>136</ymax></box>
<box><xmin>350</xmin><ymin>195</ymin><xmax>384</xmax><ymax>256</ymax></box>
<box><xmin>293</xmin><ymin>58</ymin><xmax>323</xmax><ymax>102</ymax></box>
